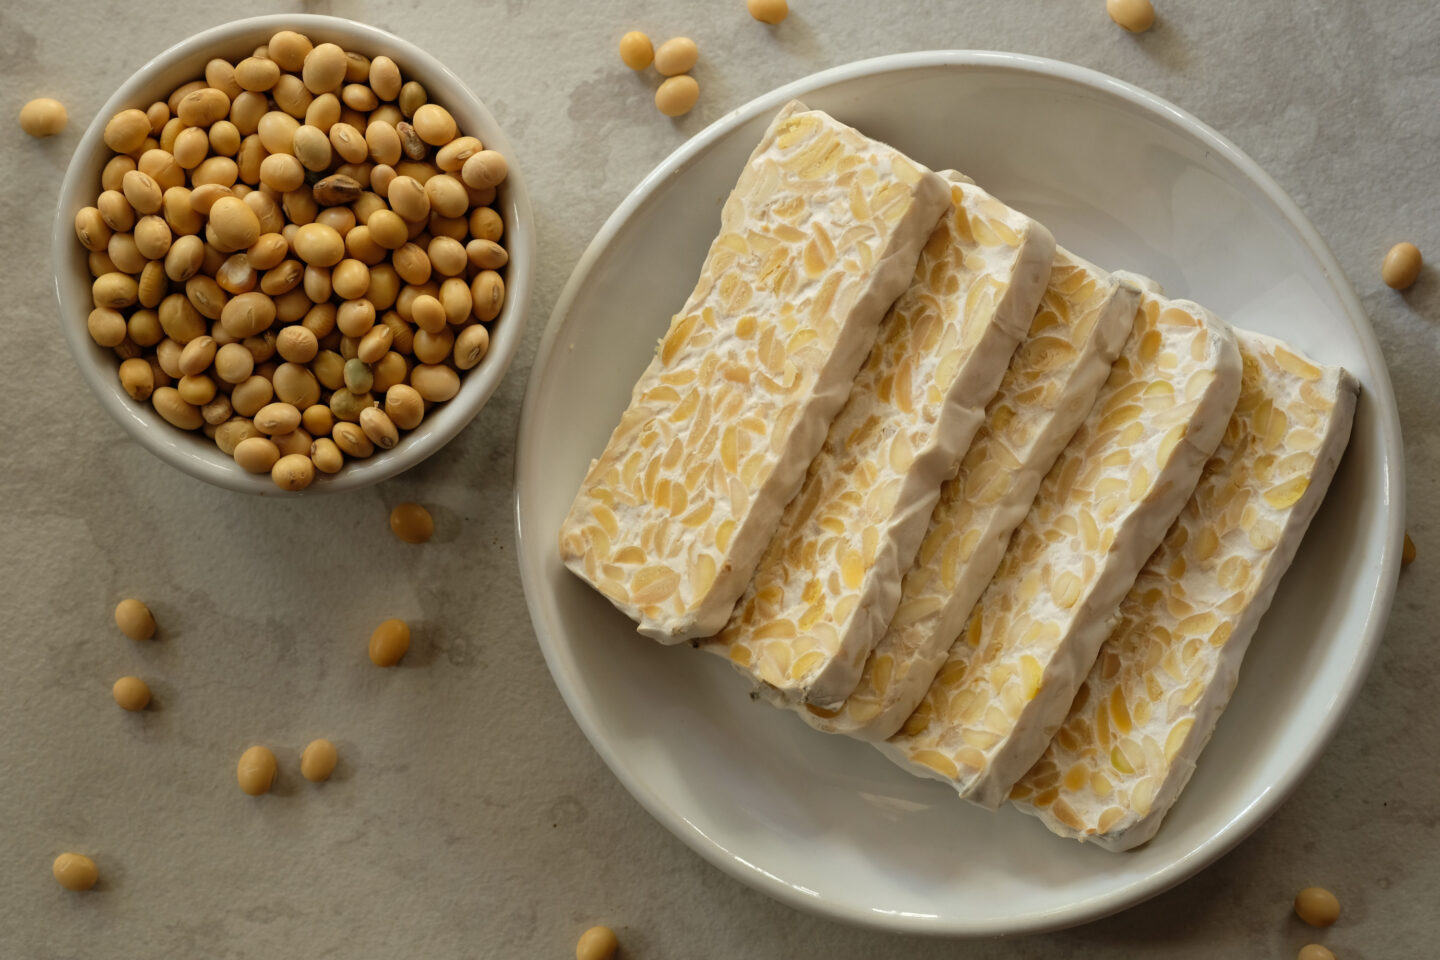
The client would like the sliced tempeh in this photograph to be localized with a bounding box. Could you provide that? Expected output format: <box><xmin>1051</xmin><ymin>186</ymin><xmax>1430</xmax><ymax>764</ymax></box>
<box><xmin>882</xmin><ymin>287</ymin><xmax>1242</xmax><ymax>808</ymax></box>
<box><xmin>802</xmin><ymin>249</ymin><xmax>1140</xmax><ymax>740</ymax></box>
<box><xmin>706</xmin><ymin>174</ymin><xmax>1055</xmax><ymax>708</ymax></box>
<box><xmin>558</xmin><ymin>100</ymin><xmax>950</xmax><ymax>643</ymax></box>
<box><xmin>1011</xmin><ymin>329</ymin><xmax>1358</xmax><ymax>850</ymax></box>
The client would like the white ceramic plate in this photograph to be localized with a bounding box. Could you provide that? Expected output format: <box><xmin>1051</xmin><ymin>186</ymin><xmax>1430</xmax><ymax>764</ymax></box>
<box><xmin>514</xmin><ymin>52</ymin><xmax>1403</xmax><ymax>936</ymax></box>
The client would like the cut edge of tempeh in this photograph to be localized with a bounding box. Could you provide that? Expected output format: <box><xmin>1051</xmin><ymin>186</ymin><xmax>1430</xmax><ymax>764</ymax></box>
<box><xmin>558</xmin><ymin>100</ymin><xmax>951</xmax><ymax>643</ymax></box>
<box><xmin>709</xmin><ymin>173</ymin><xmax>1055</xmax><ymax>708</ymax></box>
<box><xmin>881</xmin><ymin>288</ymin><xmax>1243</xmax><ymax>809</ymax></box>
<box><xmin>1010</xmin><ymin>329</ymin><xmax>1358</xmax><ymax>850</ymax></box>
<box><xmin>802</xmin><ymin>249</ymin><xmax>1141</xmax><ymax>740</ymax></box>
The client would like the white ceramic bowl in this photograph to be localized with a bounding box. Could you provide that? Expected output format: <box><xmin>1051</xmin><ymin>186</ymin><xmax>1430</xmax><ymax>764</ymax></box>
<box><xmin>515</xmin><ymin>52</ymin><xmax>1403</xmax><ymax>935</ymax></box>
<box><xmin>52</xmin><ymin>14</ymin><xmax>533</xmax><ymax>495</ymax></box>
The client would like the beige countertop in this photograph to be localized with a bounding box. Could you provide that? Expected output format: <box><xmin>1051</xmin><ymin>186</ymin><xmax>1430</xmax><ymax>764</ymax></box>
<box><xmin>3</xmin><ymin>0</ymin><xmax>1436</xmax><ymax>956</ymax></box>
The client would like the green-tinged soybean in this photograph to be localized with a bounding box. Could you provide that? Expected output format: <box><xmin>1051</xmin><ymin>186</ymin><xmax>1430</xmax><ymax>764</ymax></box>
<box><xmin>329</xmin><ymin>388</ymin><xmax>373</xmax><ymax>423</ymax></box>
<box><xmin>398</xmin><ymin>80</ymin><xmax>426</xmax><ymax>118</ymax></box>
<box><xmin>343</xmin><ymin>357</ymin><xmax>374</xmax><ymax>394</ymax></box>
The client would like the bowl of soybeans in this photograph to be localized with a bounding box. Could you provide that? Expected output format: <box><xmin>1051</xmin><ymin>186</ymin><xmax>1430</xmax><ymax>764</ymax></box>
<box><xmin>54</xmin><ymin>14</ymin><xmax>533</xmax><ymax>494</ymax></box>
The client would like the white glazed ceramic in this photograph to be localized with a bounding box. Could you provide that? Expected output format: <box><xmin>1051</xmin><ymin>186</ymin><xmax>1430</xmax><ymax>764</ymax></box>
<box><xmin>514</xmin><ymin>52</ymin><xmax>1403</xmax><ymax>936</ymax></box>
<box><xmin>53</xmin><ymin>14</ymin><xmax>533</xmax><ymax>495</ymax></box>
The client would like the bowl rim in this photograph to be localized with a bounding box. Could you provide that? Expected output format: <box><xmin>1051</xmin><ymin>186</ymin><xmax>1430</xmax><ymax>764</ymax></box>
<box><xmin>52</xmin><ymin>13</ymin><xmax>534</xmax><ymax>495</ymax></box>
<box><xmin>514</xmin><ymin>49</ymin><xmax>1405</xmax><ymax>935</ymax></box>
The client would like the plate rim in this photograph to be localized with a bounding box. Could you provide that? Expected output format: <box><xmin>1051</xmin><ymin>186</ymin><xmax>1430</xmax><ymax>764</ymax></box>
<box><xmin>513</xmin><ymin>49</ymin><xmax>1405</xmax><ymax>936</ymax></box>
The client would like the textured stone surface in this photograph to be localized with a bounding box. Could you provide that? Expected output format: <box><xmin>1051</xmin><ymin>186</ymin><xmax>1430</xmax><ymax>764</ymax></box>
<box><xmin>1</xmin><ymin>0</ymin><xmax>1435</xmax><ymax>956</ymax></box>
